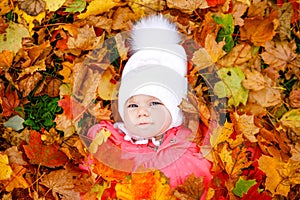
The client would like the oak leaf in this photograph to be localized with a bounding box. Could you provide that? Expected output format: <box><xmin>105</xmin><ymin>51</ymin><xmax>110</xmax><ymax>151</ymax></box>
<box><xmin>40</xmin><ymin>169</ymin><xmax>81</xmax><ymax>199</ymax></box>
<box><xmin>23</xmin><ymin>130</ymin><xmax>68</xmax><ymax>168</ymax></box>
<box><xmin>240</xmin><ymin>12</ymin><xmax>279</xmax><ymax>46</ymax></box>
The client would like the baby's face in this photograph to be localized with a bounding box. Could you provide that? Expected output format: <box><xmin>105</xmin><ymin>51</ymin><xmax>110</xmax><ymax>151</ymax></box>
<box><xmin>123</xmin><ymin>94</ymin><xmax>172</xmax><ymax>138</ymax></box>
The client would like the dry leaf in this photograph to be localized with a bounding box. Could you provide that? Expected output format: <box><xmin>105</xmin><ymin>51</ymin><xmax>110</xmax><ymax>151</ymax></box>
<box><xmin>167</xmin><ymin>0</ymin><xmax>209</xmax><ymax>14</ymax></box>
<box><xmin>240</xmin><ymin>11</ymin><xmax>279</xmax><ymax>46</ymax></box>
<box><xmin>40</xmin><ymin>169</ymin><xmax>81</xmax><ymax>200</ymax></box>
<box><xmin>218</xmin><ymin>43</ymin><xmax>252</xmax><ymax>67</ymax></box>
<box><xmin>289</xmin><ymin>89</ymin><xmax>300</xmax><ymax>108</ymax></box>
<box><xmin>232</xmin><ymin>1</ymin><xmax>248</xmax><ymax>26</ymax></box>
<box><xmin>0</xmin><ymin>50</ymin><xmax>13</xmax><ymax>72</ymax></box>
<box><xmin>191</xmin><ymin>48</ymin><xmax>214</xmax><ymax>71</ymax></box>
<box><xmin>5</xmin><ymin>146</ymin><xmax>27</xmax><ymax>165</ymax></box>
<box><xmin>17</xmin><ymin>0</ymin><xmax>45</xmax><ymax>16</ymax></box>
<box><xmin>97</xmin><ymin>66</ymin><xmax>118</xmax><ymax>101</ymax></box>
<box><xmin>0</xmin><ymin>153</ymin><xmax>13</xmax><ymax>180</ymax></box>
<box><xmin>88</xmin><ymin>101</ymin><xmax>112</xmax><ymax>121</ymax></box>
<box><xmin>111</xmin><ymin>7</ymin><xmax>133</xmax><ymax>31</ymax></box>
<box><xmin>77</xmin><ymin>0</ymin><xmax>117</xmax><ymax>19</ymax></box>
<box><xmin>205</xmin><ymin>34</ymin><xmax>226</xmax><ymax>63</ymax></box>
<box><xmin>2</xmin><ymin>165</ymin><xmax>29</xmax><ymax>192</ymax></box>
<box><xmin>242</xmin><ymin>69</ymin><xmax>267</xmax><ymax>91</ymax></box>
<box><xmin>18</xmin><ymin>72</ymin><xmax>43</xmax><ymax>97</ymax></box>
<box><xmin>232</xmin><ymin>112</ymin><xmax>260</xmax><ymax>142</ymax></box>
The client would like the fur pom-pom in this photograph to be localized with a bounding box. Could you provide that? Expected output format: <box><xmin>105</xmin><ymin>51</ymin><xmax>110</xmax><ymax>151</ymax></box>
<box><xmin>131</xmin><ymin>15</ymin><xmax>182</xmax><ymax>51</ymax></box>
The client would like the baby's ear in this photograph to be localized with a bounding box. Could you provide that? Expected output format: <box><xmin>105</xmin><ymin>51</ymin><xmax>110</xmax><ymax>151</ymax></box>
<box><xmin>111</xmin><ymin>100</ymin><xmax>122</xmax><ymax>122</ymax></box>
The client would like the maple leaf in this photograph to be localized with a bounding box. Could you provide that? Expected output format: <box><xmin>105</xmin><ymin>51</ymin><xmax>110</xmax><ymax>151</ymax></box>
<box><xmin>232</xmin><ymin>2</ymin><xmax>248</xmax><ymax>26</ymax></box>
<box><xmin>240</xmin><ymin>11</ymin><xmax>279</xmax><ymax>47</ymax></box>
<box><xmin>54</xmin><ymin>114</ymin><xmax>76</xmax><ymax>137</ymax></box>
<box><xmin>261</xmin><ymin>41</ymin><xmax>297</xmax><ymax>79</ymax></box>
<box><xmin>242</xmin><ymin>69</ymin><xmax>267</xmax><ymax>91</ymax></box>
<box><xmin>174</xmin><ymin>174</ymin><xmax>205</xmax><ymax>199</ymax></box>
<box><xmin>258</xmin><ymin>155</ymin><xmax>290</xmax><ymax>196</ymax></box>
<box><xmin>218</xmin><ymin>43</ymin><xmax>252</xmax><ymax>67</ymax></box>
<box><xmin>23</xmin><ymin>130</ymin><xmax>68</xmax><ymax>168</ymax></box>
<box><xmin>204</xmin><ymin>34</ymin><xmax>226</xmax><ymax>63</ymax></box>
<box><xmin>58</xmin><ymin>95</ymin><xmax>86</xmax><ymax>120</ymax></box>
<box><xmin>40</xmin><ymin>169</ymin><xmax>81</xmax><ymax>199</ymax></box>
<box><xmin>232</xmin><ymin>112</ymin><xmax>260</xmax><ymax>143</ymax></box>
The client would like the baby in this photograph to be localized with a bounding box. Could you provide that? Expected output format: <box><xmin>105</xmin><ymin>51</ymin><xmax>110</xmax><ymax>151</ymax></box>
<box><xmin>87</xmin><ymin>15</ymin><xmax>212</xmax><ymax>197</ymax></box>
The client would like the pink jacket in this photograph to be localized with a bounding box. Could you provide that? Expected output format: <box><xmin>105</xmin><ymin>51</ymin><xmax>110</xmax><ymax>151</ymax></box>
<box><xmin>87</xmin><ymin>121</ymin><xmax>212</xmax><ymax>193</ymax></box>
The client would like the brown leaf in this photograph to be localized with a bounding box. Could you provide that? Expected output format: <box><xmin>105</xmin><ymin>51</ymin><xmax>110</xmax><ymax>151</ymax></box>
<box><xmin>46</xmin><ymin>78</ymin><xmax>62</xmax><ymax>97</ymax></box>
<box><xmin>247</xmin><ymin>0</ymin><xmax>268</xmax><ymax>18</ymax></box>
<box><xmin>232</xmin><ymin>2</ymin><xmax>248</xmax><ymax>26</ymax></box>
<box><xmin>17</xmin><ymin>0</ymin><xmax>46</xmax><ymax>16</ymax></box>
<box><xmin>111</xmin><ymin>7</ymin><xmax>134</xmax><ymax>31</ymax></box>
<box><xmin>167</xmin><ymin>0</ymin><xmax>209</xmax><ymax>14</ymax></box>
<box><xmin>204</xmin><ymin>34</ymin><xmax>226</xmax><ymax>63</ymax></box>
<box><xmin>240</xmin><ymin>11</ymin><xmax>279</xmax><ymax>46</ymax></box>
<box><xmin>278</xmin><ymin>3</ymin><xmax>294</xmax><ymax>41</ymax></box>
<box><xmin>242</xmin><ymin>69</ymin><xmax>267</xmax><ymax>91</ymax></box>
<box><xmin>0</xmin><ymin>50</ymin><xmax>13</xmax><ymax>72</ymax></box>
<box><xmin>174</xmin><ymin>174</ymin><xmax>205</xmax><ymax>200</ymax></box>
<box><xmin>88</xmin><ymin>101</ymin><xmax>112</xmax><ymax>121</ymax></box>
<box><xmin>18</xmin><ymin>72</ymin><xmax>43</xmax><ymax>97</ymax></box>
<box><xmin>0</xmin><ymin>85</ymin><xmax>20</xmax><ymax>117</ymax></box>
<box><xmin>261</xmin><ymin>41</ymin><xmax>297</xmax><ymax>79</ymax></box>
<box><xmin>40</xmin><ymin>169</ymin><xmax>81</xmax><ymax>199</ymax></box>
<box><xmin>218</xmin><ymin>43</ymin><xmax>252</xmax><ymax>67</ymax></box>
<box><xmin>289</xmin><ymin>89</ymin><xmax>300</xmax><ymax>108</ymax></box>
<box><xmin>5</xmin><ymin>146</ymin><xmax>27</xmax><ymax>165</ymax></box>
<box><xmin>232</xmin><ymin>112</ymin><xmax>260</xmax><ymax>143</ymax></box>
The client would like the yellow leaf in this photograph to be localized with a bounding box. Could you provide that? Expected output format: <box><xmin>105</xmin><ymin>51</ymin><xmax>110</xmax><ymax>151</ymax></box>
<box><xmin>97</xmin><ymin>66</ymin><xmax>119</xmax><ymax>100</ymax></box>
<box><xmin>14</xmin><ymin>6</ymin><xmax>45</xmax><ymax>35</ymax></box>
<box><xmin>191</xmin><ymin>48</ymin><xmax>214</xmax><ymax>71</ymax></box>
<box><xmin>4</xmin><ymin>165</ymin><xmax>29</xmax><ymax>192</ymax></box>
<box><xmin>210</xmin><ymin>121</ymin><xmax>234</xmax><ymax>148</ymax></box>
<box><xmin>258</xmin><ymin>155</ymin><xmax>290</xmax><ymax>196</ymax></box>
<box><xmin>59</xmin><ymin>62</ymin><xmax>74</xmax><ymax>84</ymax></box>
<box><xmin>128</xmin><ymin>0</ymin><xmax>165</xmax><ymax>16</ymax></box>
<box><xmin>166</xmin><ymin>0</ymin><xmax>208</xmax><ymax>14</ymax></box>
<box><xmin>17</xmin><ymin>59</ymin><xmax>47</xmax><ymax>80</ymax></box>
<box><xmin>0</xmin><ymin>22</ymin><xmax>30</xmax><ymax>54</ymax></box>
<box><xmin>45</xmin><ymin>0</ymin><xmax>66</xmax><ymax>11</ymax></box>
<box><xmin>205</xmin><ymin>34</ymin><xmax>226</xmax><ymax>63</ymax></box>
<box><xmin>0</xmin><ymin>154</ymin><xmax>13</xmax><ymax>180</ymax></box>
<box><xmin>0</xmin><ymin>0</ymin><xmax>11</xmax><ymax>15</ymax></box>
<box><xmin>89</xmin><ymin>128</ymin><xmax>111</xmax><ymax>154</ymax></box>
<box><xmin>77</xmin><ymin>0</ymin><xmax>117</xmax><ymax>19</ymax></box>
<box><xmin>280</xmin><ymin>109</ymin><xmax>300</xmax><ymax>136</ymax></box>
<box><xmin>0</xmin><ymin>50</ymin><xmax>14</xmax><ymax>71</ymax></box>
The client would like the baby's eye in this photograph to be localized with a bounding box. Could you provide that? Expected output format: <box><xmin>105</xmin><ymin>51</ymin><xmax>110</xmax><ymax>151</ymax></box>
<box><xmin>128</xmin><ymin>104</ymin><xmax>138</xmax><ymax>108</ymax></box>
<box><xmin>150</xmin><ymin>101</ymin><xmax>162</xmax><ymax>106</ymax></box>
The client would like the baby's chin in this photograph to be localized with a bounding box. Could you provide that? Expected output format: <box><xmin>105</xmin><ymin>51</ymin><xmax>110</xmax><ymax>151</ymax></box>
<box><xmin>129</xmin><ymin>129</ymin><xmax>165</xmax><ymax>139</ymax></box>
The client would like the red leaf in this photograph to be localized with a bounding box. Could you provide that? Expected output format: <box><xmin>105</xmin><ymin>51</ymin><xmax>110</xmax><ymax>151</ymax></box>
<box><xmin>58</xmin><ymin>95</ymin><xmax>85</xmax><ymax>120</ymax></box>
<box><xmin>206</xmin><ymin>0</ymin><xmax>226</xmax><ymax>7</ymax></box>
<box><xmin>23</xmin><ymin>130</ymin><xmax>67</xmax><ymax>168</ymax></box>
<box><xmin>241</xmin><ymin>184</ymin><xmax>272</xmax><ymax>200</ymax></box>
<box><xmin>1</xmin><ymin>85</ymin><xmax>20</xmax><ymax>117</ymax></box>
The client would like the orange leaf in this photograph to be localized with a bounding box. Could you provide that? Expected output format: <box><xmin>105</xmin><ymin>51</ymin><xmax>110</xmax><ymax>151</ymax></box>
<box><xmin>58</xmin><ymin>95</ymin><xmax>86</xmax><ymax>120</ymax></box>
<box><xmin>240</xmin><ymin>11</ymin><xmax>279</xmax><ymax>46</ymax></box>
<box><xmin>0</xmin><ymin>85</ymin><xmax>20</xmax><ymax>117</ymax></box>
<box><xmin>23</xmin><ymin>130</ymin><xmax>68</xmax><ymax>168</ymax></box>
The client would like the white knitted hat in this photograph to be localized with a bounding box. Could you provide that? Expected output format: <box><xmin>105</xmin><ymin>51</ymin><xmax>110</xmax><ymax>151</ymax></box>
<box><xmin>118</xmin><ymin>15</ymin><xmax>188</xmax><ymax>130</ymax></box>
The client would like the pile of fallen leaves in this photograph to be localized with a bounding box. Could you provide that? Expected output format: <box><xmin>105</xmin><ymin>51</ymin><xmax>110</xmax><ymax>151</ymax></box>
<box><xmin>1</xmin><ymin>0</ymin><xmax>300</xmax><ymax>199</ymax></box>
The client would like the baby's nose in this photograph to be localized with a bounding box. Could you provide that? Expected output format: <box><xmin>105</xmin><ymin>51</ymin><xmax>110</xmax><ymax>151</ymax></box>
<box><xmin>137</xmin><ymin>107</ymin><xmax>149</xmax><ymax>117</ymax></box>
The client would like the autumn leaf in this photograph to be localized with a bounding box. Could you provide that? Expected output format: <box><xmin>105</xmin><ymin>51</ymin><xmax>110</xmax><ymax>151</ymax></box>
<box><xmin>97</xmin><ymin>66</ymin><xmax>119</xmax><ymax>100</ymax></box>
<box><xmin>232</xmin><ymin>112</ymin><xmax>260</xmax><ymax>142</ymax></box>
<box><xmin>0</xmin><ymin>85</ymin><xmax>20</xmax><ymax>117</ymax></box>
<box><xmin>214</xmin><ymin>67</ymin><xmax>249</xmax><ymax>107</ymax></box>
<box><xmin>204</xmin><ymin>34</ymin><xmax>226</xmax><ymax>63</ymax></box>
<box><xmin>65</xmin><ymin>0</ymin><xmax>86</xmax><ymax>13</ymax></box>
<box><xmin>45</xmin><ymin>0</ymin><xmax>66</xmax><ymax>12</ymax></box>
<box><xmin>17</xmin><ymin>0</ymin><xmax>45</xmax><ymax>16</ymax></box>
<box><xmin>0</xmin><ymin>22</ymin><xmax>30</xmax><ymax>54</ymax></box>
<box><xmin>88</xmin><ymin>128</ymin><xmax>111</xmax><ymax>154</ymax></box>
<box><xmin>258</xmin><ymin>155</ymin><xmax>290</xmax><ymax>196</ymax></box>
<box><xmin>232</xmin><ymin>177</ymin><xmax>257</xmax><ymax>198</ymax></box>
<box><xmin>0</xmin><ymin>153</ymin><xmax>13</xmax><ymax>180</ymax></box>
<box><xmin>23</xmin><ymin>130</ymin><xmax>68</xmax><ymax>168</ymax></box>
<box><xmin>0</xmin><ymin>0</ymin><xmax>11</xmax><ymax>15</ymax></box>
<box><xmin>40</xmin><ymin>169</ymin><xmax>81</xmax><ymax>199</ymax></box>
<box><xmin>77</xmin><ymin>0</ymin><xmax>117</xmax><ymax>19</ymax></box>
<box><xmin>166</xmin><ymin>0</ymin><xmax>208</xmax><ymax>14</ymax></box>
<box><xmin>280</xmin><ymin>109</ymin><xmax>300</xmax><ymax>136</ymax></box>
<box><xmin>240</xmin><ymin>11</ymin><xmax>279</xmax><ymax>46</ymax></box>
<box><xmin>58</xmin><ymin>95</ymin><xmax>85</xmax><ymax>120</ymax></box>
<box><xmin>261</xmin><ymin>41</ymin><xmax>297</xmax><ymax>79</ymax></box>
<box><xmin>174</xmin><ymin>174</ymin><xmax>205</xmax><ymax>199</ymax></box>
<box><xmin>0</xmin><ymin>50</ymin><xmax>14</xmax><ymax>72</ymax></box>
<box><xmin>2</xmin><ymin>165</ymin><xmax>29</xmax><ymax>192</ymax></box>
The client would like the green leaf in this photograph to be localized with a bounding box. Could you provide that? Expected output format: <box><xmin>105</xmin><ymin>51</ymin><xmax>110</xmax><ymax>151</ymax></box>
<box><xmin>212</xmin><ymin>14</ymin><xmax>234</xmax><ymax>52</ymax></box>
<box><xmin>214</xmin><ymin>67</ymin><xmax>249</xmax><ymax>107</ymax></box>
<box><xmin>65</xmin><ymin>0</ymin><xmax>86</xmax><ymax>13</ymax></box>
<box><xmin>233</xmin><ymin>177</ymin><xmax>257</xmax><ymax>198</ymax></box>
<box><xmin>4</xmin><ymin>115</ymin><xmax>25</xmax><ymax>131</ymax></box>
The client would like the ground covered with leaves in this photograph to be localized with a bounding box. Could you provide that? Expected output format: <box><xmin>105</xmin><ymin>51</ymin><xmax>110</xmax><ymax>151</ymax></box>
<box><xmin>0</xmin><ymin>0</ymin><xmax>300</xmax><ymax>199</ymax></box>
